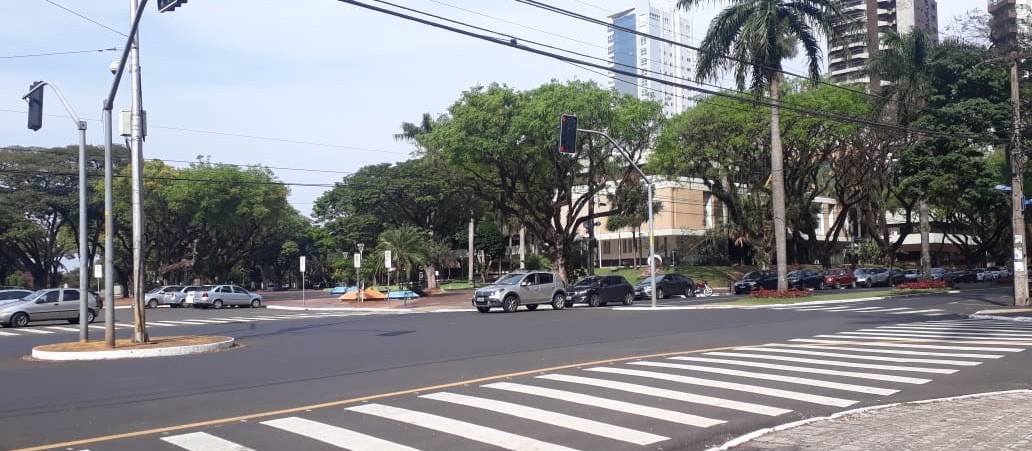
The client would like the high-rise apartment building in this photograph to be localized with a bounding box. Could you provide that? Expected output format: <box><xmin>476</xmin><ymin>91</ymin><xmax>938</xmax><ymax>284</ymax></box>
<box><xmin>607</xmin><ymin>1</ymin><xmax>695</xmax><ymax>117</ymax></box>
<box><xmin>828</xmin><ymin>0</ymin><xmax>939</xmax><ymax>89</ymax></box>
<box><xmin>989</xmin><ymin>0</ymin><xmax>1032</xmax><ymax>51</ymax></box>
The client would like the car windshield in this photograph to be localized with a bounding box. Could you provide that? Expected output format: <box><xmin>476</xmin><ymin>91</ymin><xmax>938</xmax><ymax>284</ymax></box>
<box><xmin>492</xmin><ymin>273</ymin><xmax>526</xmax><ymax>285</ymax></box>
<box><xmin>23</xmin><ymin>289</ymin><xmax>47</xmax><ymax>300</ymax></box>
<box><xmin>639</xmin><ymin>275</ymin><xmax>665</xmax><ymax>284</ymax></box>
<box><xmin>573</xmin><ymin>276</ymin><xmax>601</xmax><ymax>287</ymax></box>
<box><xmin>147</xmin><ymin>286</ymin><xmax>165</xmax><ymax>294</ymax></box>
<box><xmin>742</xmin><ymin>271</ymin><xmax>774</xmax><ymax>280</ymax></box>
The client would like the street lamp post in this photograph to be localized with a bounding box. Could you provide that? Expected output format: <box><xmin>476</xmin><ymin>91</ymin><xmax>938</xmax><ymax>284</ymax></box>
<box><xmin>356</xmin><ymin>243</ymin><xmax>365</xmax><ymax>303</ymax></box>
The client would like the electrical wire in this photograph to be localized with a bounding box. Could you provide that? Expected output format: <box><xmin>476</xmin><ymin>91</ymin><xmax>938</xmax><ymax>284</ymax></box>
<box><xmin>42</xmin><ymin>0</ymin><xmax>127</xmax><ymax>36</ymax></box>
<box><xmin>0</xmin><ymin>48</ymin><xmax>119</xmax><ymax>59</ymax></box>
<box><xmin>343</xmin><ymin>0</ymin><xmax>1000</xmax><ymax>144</ymax></box>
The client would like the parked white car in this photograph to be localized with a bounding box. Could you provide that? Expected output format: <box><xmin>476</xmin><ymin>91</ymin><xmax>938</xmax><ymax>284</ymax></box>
<box><xmin>185</xmin><ymin>285</ymin><xmax>262</xmax><ymax>309</ymax></box>
<box><xmin>0</xmin><ymin>288</ymin><xmax>100</xmax><ymax>327</ymax></box>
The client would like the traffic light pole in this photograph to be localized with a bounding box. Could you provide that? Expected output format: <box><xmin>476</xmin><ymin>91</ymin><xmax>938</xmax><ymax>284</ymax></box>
<box><xmin>576</xmin><ymin>129</ymin><xmax>657</xmax><ymax>309</ymax></box>
<box><xmin>21</xmin><ymin>82</ymin><xmax>91</xmax><ymax>343</ymax></box>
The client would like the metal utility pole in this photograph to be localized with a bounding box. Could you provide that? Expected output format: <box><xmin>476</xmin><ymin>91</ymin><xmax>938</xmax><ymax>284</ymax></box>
<box><xmin>1009</xmin><ymin>52</ymin><xmax>1029</xmax><ymax>306</ymax></box>
<box><xmin>468</xmin><ymin>217</ymin><xmax>475</xmax><ymax>285</ymax></box>
<box><xmin>21</xmin><ymin>82</ymin><xmax>90</xmax><ymax>342</ymax></box>
<box><xmin>129</xmin><ymin>0</ymin><xmax>149</xmax><ymax>342</ymax></box>
<box><xmin>101</xmin><ymin>0</ymin><xmax>148</xmax><ymax>346</ymax></box>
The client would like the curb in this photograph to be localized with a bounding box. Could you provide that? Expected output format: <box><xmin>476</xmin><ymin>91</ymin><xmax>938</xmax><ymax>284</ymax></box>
<box><xmin>31</xmin><ymin>336</ymin><xmax>235</xmax><ymax>361</ymax></box>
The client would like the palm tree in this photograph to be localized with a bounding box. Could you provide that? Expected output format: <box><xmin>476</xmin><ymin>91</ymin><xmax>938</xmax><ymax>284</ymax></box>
<box><xmin>394</xmin><ymin>113</ymin><xmax>441</xmax><ymax>158</ymax></box>
<box><xmin>376</xmin><ymin>225</ymin><xmax>428</xmax><ymax>289</ymax></box>
<box><xmin>678</xmin><ymin>0</ymin><xmax>848</xmax><ymax>290</ymax></box>
<box><xmin>864</xmin><ymin>28</ymin><xmax>937</xmax><ymax>280</ymax></box>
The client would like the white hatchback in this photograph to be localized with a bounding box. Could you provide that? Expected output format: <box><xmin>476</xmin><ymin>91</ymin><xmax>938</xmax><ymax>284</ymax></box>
<box><xmin>186</xmin><ymin>285</ymin><xmax>263</xmax><ymax>309</ymax></box>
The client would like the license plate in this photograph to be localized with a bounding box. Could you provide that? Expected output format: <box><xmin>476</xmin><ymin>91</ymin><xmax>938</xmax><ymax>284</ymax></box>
<box><xmin>475</xmin><ymin>297</ymin><xmax>486</xmax><ymax>303</ymax></box>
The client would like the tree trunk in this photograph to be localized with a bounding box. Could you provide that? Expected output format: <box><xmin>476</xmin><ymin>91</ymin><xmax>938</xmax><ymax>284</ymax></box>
<box><xmin>770</xmin><ymin>76</ymin><xmax>789</xmax><ymax>291</ymax></box>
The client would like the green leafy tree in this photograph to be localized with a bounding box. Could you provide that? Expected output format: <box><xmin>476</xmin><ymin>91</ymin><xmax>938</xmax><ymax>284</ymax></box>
<box><xmin>678</xmin><ymin>0</ymin><xmax>848</xmax><ymax>290</ymax></box>
<box><xmin>375</xmin><ymin>225</ymin><xmax>428</xmax><ymax>287</ymax></box>
<box><xmin>425</xmin><ymin>80</ymin><xmax>664</xmax><ymax>282</ymax></box>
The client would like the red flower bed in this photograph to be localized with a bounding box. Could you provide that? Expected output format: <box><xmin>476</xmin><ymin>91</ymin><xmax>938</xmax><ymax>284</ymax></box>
<box><xmin>895</xmin><ymin>280</ymin><xmax>948</xmax><ymax>289</ymax></box>
<box><xmin>750</xmin><ymin>289</ymin><xmax>811</xmax><ymax>298</ymax></box>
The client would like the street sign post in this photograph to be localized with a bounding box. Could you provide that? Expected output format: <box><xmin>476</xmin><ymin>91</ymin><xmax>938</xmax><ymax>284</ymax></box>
<box><xmin>300</xmin><ymin>256</ymin><xmax>306</xmax><ymax>307</ymax></box>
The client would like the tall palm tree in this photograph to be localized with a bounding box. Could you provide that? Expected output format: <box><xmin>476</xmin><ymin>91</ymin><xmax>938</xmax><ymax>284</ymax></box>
<box><xmin>865</xmin><ymin>28</ymin><xmax>937</xmax><ymax>280</ymax></box>
<box><xmin>678</xmin><ymin>0</ymin><xmax>848</xmax><ymax>290</ymax></box>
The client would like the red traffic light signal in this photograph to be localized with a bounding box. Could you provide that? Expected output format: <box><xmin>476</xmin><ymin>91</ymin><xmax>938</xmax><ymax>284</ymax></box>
<box><xmin>558</xmin><ymin>114</ymin><xmax>578</xmax><ymax>155</ymax></box>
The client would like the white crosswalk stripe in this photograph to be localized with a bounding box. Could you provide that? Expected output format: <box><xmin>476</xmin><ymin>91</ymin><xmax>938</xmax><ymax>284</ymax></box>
<box><xmin>161</xmin><ymin>431</ymin><xmax>256</xmax><ymax>451</ymax></box>
<box><xmin>628</xmin><ymin>360</ymin><xmax>899</xmax><ymax>395</ymax></box>
<box><xmin>767</xmin><ymin>342</ymin><xmax>1005</xmax><ymax>359</ymax></box>
<box><xmin>45</xmin><ymin>326</ymin><xmax>81</xmax><ymax>332</ymax></box>
<box><xmin>585</xmin><ymin>366</ymin><xmax>857</xmax><ymax>407</ymax></box>
<box><xmin>0</xmin><ymin>330</ymin><xmax>16</xmax><ymax>336</ymax></box>
<box><xmin>734</xmin><ymin>346</ymin><xmax>982</xmax><ymax>366</ymax></box>
<box><xmin>870</xmin><ymin>326</ymin><xmax>1032</xmax><ymax>337</ymax></box>
<box><xmin>18</xmin><ymin>328</ymin><xmax>53</xmax><ymax>334</ymax></box>
<box><xmin>262</xmin><ymin>416</ymin><xmax>420</xmax><ymax>451</ymax></box>
<box><xmin>828</xmin><ymin>331</ymin><xmax>1032</xmax><ymax>342</ymax></box>
<box><xmin>348</xmin><ymin>403</ymin><xmax>582</xmax><ymax>451</ymax></box>
<box><xmin>703</xmin><ymin>351</ymin><xmax>958</xmax><ymax>374</ymax></box>
<box><xmin>421</xmin><ymin>392</ymin><xmax>668</xmax><ymax>445</ymax></box>
<box><xmin>538</xmin><ymin>373</ymin><xmax>791</xmax><ymax>416</ymax></box>
<box><xmin>812</xmin><ymin>334</ymin><xmax>1032</xmax><ymax>345</ymax></box>
<box><xmin>669</xmin><ymin>356</ymin><xmax>932</xmax><ymax>384</ymax></box>
<box><xmin>484</xmin><ymin>381</ymin><xmax>725</xmax><ymax>427</ymax></box>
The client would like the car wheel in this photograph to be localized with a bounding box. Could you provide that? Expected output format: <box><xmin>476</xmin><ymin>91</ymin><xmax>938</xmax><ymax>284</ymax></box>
<box><xmin>85</xmin><ymin>309</ymin><xmax>96</xmax><ymax>323</ymax></box>
<box><xmin>212</xmin><ymin>299</ymin><xmax>224</xmax><ymax>309</ymax></box>
<box><xmin>11</xmin><ymin>312</ymin><xmax>29</xmax><ymax>328</ymax></box>
<box><xmin>588</xmin><ymin>294</ymin><xmax>601</xmax><ymax>307</ymax></box>
<box><xmin>551</xmin><ymin>293</ymin><xmax>566</xmax><ymax>310</ymax></box>
<box><xmin>250</xmin><ymin>299</ymin><xmax>261</xmax><ymax>308</ymax></box>
<box><xmin>622</xmin><ymin>292</ymin><xmax>635</xmax><ymax>306</ymax></box>
<box><xmin>476</xmin><ymin>306</ymin><xmax>490</xmax><ymax>313</ymax></box>
<box><xmin>834</xmin><ymin>281</ymin><xmax>841</xmax><ymax>289</ymax></box>
<box><xmin>865</xmin><ymin>280</ymin><xmax>872</xmax><ymax>288</ymax></box>
<box><xmin>850</xmin><ymin>281</ymin><xmax>857</xmax><ymax>289</ymax></box>
<box><xmin>502</xmin><ymin>295</ymin><xmax>519</xmax><ymax>313</ymax></box>
<box><xmin>147</xmin><ymin>299</ymin><xmax>158</xmax><ymax>309</ymax></box>
<box><xmin>817</xmin><ymin>281</ymin><xmax>825</xmax><ymax>290</ymax></box>
<box><xmin>525</xmin><ymin>304</ymin><xmax>538</xmax><ymax>311</ymax></box>
<box><xmin>656</xmin><ymin>287</ymin><xmax>667</xmax><ymax>299</ymax></box>
<box><xmin>178</xmin><ymin>301</ymin><xmax>186</xmax><ymax>308</ymax></box>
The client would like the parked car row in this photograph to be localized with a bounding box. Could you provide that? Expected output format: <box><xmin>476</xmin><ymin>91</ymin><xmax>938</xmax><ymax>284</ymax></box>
<box><xmin>734</xmin><ymin>267</ymin><xmax>913</xmax><ymax>294</ymax></box>
<box><xmin>473</xmin><ymin>271</ymin><xmax>703</xmax><ymax>313</ymax></box>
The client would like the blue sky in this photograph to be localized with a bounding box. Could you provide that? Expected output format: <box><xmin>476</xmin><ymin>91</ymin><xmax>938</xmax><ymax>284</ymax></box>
<box><xmin>2</xmin><ymin>1</ymin><xmax>977</xmax><ymax>217</ymax></box>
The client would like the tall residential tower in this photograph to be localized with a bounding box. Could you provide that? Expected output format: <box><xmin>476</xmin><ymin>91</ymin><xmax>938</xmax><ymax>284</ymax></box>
<box><xmin>989</xmin><ymin>0</ymin><xmax>1032</xmax><ymax>51</ymax></box>
<box><xmin>607</xmin><ymin>1</ymin><xmax>696</xmax><ymax>117</ymax></box>
<box><xmin>828</xmin><ymin>0</ymin><xmax>939</xmax><ymax>90</ymax></box>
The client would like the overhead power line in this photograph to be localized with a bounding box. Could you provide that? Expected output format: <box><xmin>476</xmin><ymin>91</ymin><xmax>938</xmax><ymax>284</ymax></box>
<box><xmin>0</xmin><ymin>48</ymin><xmax>119</xmax><ymax>59</ymax></box>
<box><xmin>42</xmin><ymin>0</ymin><xmax>127</xmax><ymax>36</ymax></box>
<box><xmin>341</xmin><ymin>0</ymin><xmax>1001</xmax><ymax>144</ymax></box>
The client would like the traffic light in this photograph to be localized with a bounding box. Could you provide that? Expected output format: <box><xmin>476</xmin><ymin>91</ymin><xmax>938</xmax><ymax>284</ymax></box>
<box><xmin>27</xmin><ymin>81</ymin><xmax>43</xmax><ymax>131</ymax></box>
<box><xmin>558</xmin><ymin>114</ymin><xmax>578</xmax><ymax>155</ymax></box>
<box><xmin>157</xmin><ymin>0</ymin><xmax>187</xmax><ymax>12</ymax></box>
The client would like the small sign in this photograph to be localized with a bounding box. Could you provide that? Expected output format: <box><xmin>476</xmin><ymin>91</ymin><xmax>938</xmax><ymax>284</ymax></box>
<box><xmin>1015</xmin><ymin>248</ymin><xmax>1024</xmax><ymax>260</ymax></box>
<box><xmin>1016</xmin><ymin>262</ymin><xmax>1026</xmax><ymax>273</ymax></box>
<box><xmin>1017</xmin><ymin>235</ymin><xmax>1024</xmax><ymax>244</ymax></box>
<box><xmin>354</xmin><ymin>252</ymin><xmax>362</xmax><ymax>268</ymax></box>
<box><xmin>299</xmin><ymin>256</ymin><xmax>307</xmax><ymax>273</ymax></box>
<box><xmin>385</xmin><ymin>250</ymin><xmax>393</xmax><ymax>268</ymax></box>
<box><xmin>93</xmin><ymin>264</ymin><xmax>102</xmax><ymax>279</ymax></box>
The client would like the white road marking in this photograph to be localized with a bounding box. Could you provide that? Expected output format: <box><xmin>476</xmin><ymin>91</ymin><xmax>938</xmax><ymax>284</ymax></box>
<box><xmin>347</xmin><ymin>403</ymin><xmax>582</xmax><ymax>451</ymax></box>
<box><xmin>538</xmin><ymin>373</ymin><xmax>790</xmax><ymax>416</ymax></box>
<box><xmin>629</xmin><ymin>361</ymin><xmax>898</xmax><ymax>395</ymax></box>
<box><xmin>735</xmin><ymin>346</ymin><xmax>981</xmax><ymax>366</ymax></box>
<box><xmin>669</xmin><ymin>356</ymin><xmax>931</xmax><ymax>384</ymax></box>
<box><xmin>262</xmin><ymin>416</ymin><xmax>419</xmax><ymax>451</ymax></box>
<box><xmin>704</xmin><ymin>351</ymin><xmax>957</xmax><ymax>374</ymax></box>
<box><xmin>769</xmin><ymin>343</ymin><xmax>1004</xmax><ymax>359</ymax></box>
<box><xmin>161</xmin><ymin>432</ymin><xmax>256</xmax><ymax>451</ymax></box>
<box><xmin>485</xmin><ymin>381</ymin><xmax>725</xmax><ymax>427</ymax></box>
<box><xmin>421</xmin><ymin>392</ymin><xmax>667</xmax><ymax>445</ymax></box>
<box><xmin>586</xmin><ymin>366</ymin><xmax>857</xmax><ymax>407</ymax></box>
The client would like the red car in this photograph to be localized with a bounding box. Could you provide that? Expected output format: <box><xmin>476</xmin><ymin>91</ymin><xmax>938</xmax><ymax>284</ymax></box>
<box><xmin>822</xmin><ymin>268</ymin><xmax>857</xmax><ymax>289</ymax></box>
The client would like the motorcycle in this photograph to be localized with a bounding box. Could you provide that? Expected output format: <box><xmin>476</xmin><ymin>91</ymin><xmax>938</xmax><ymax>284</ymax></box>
<box><xmin>693</xmin><ymin>280</ymin><xmax>714</xmax><ymax>297</ymax></box>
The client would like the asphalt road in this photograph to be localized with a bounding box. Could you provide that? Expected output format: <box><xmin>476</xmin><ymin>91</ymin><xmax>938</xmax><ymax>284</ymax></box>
<box><xmin>0</xmin><ymin>287</ymin><xmax>1029</xmax><ymax>450</ymax></box>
